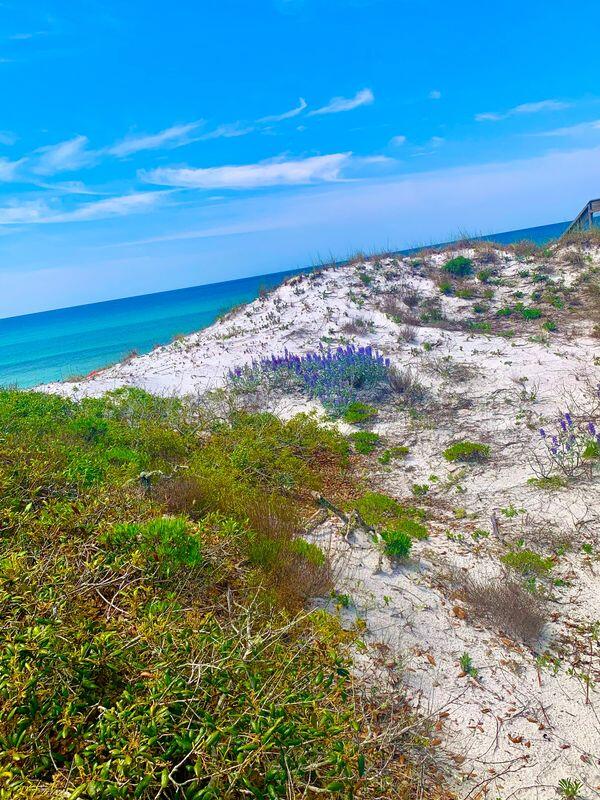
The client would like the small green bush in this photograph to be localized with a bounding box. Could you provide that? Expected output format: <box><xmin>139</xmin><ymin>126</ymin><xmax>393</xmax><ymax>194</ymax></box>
<box><xmin>477</xmin><ymin>268</ymin><xmax>493</xmax><ymax>283</ymax></box>
<box><xmin>515</xmin><ymin>303</ymin><xmax>542</xmax><ymax>320</ymax></box>
<box><xmin>381</xmin><ymin>528</ymin><xmax>412</xmax><ymax>559</ymax></box>
<box><xmin>443</xmin><ymin>256</ymin><xmax>473</xmax><ymax>277</ymax></box>
<box><xmin>351</xmin><ymin>430</ymin><xmax>381</xmax><ymax>454</ymax></box>
<box><xmin>443</xmin><ymin>441</ymin><xmax>490</xmax><ymax>463</ymax></box>
<box><xmin>496</xmin><ymin>305</ymin><xmax>513</xmax><ymax>317</ymax></box>
<box><xmin>342</xmin><ymin>401</ymin><xmax>378</xmax><ymax>424</ymax></box>
<box><xmin>439</xmin><ymin>280</ymin><xmax>454</xmax><ymax>296</ymax></box>
<box><xmin>501</xmin><ymin>548</ymin><xmax>554</xmax><ymax>576</ymax></box>
<box><xmin>378</xmin><ymin>445</ymin><xmax>409</xmax><ymax>464</ymax></box>
<box><xmin>455</xmin><ymin>287</ymin><xmax>474</xmax><ymax>299</ymax></box>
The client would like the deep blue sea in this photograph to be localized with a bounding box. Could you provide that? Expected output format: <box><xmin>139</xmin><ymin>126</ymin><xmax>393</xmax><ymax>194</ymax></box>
<box><xmin>1</xmin><ymin>220</ymin><xmax>569</xmax><ymax>388</ymax></box>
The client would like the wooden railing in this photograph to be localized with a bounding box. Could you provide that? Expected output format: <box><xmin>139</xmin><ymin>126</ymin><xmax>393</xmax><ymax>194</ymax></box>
<box><xmin>564</xmin><ymin>199</ymin><xmax>600</xmax><ymax>235</ymax></box>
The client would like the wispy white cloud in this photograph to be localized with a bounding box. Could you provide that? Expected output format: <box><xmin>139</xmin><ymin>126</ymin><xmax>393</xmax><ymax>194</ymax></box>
<box><xmin>33</xmin><ymin>180</ymin><xmax>109</xmax><ymax>195</ymax></box>
<box><xmin>390</xmin><ymin>134</ymin><xmax>407</xmax><ymax>146</ymax></box>
<box><xmin>54</xmin><ymin>191</ymin><xmax>168</xmax><ymax>222</ymax></box>
<box><xmin>475</xmin><ymin>99</ymin><xmax>570</xmax><ymax>122</ymax></box>
<box><xmin>258</xmin><ymin>98</ymin><xmax>308</xmax><ymax>123</ymax></box>
<box><xmin>108</xmin><ymin>121</ymin><xmax>204</xmax><ymax>157</ymax></box>
<box><xmin>0</xmin><ymin>157</ymin><xmax>25</xmax><ymax>182</ymax></box>
<box><xmin>141</xmin><ymin>153</ymin><xmax>352</xmax><ymax>190</ymax></box>
<box><xmin>534</xmin><ymin>119</ymin><xmax>600</xmax><ymax>137</ymax></box>
<box><xmin>32</xmin><ymin>135</ymin><xmax>97</xmax><ymax>175</ymax></box>
<box><xmin>428</xmin><ymin>90</ymin><xmax>441</xmax><ymax>100</ymax></box>
<box><xmin>198</xmin><ymin>123</ymin><xmax>255</xmax><ymax>141</ymax></box>
<box><xmin>308</xmin><ymin>88</ymin><xmax>374</xmax><ymax>116</ymax></box>
<box><xmin>0</xmin><ymin>191</ymin><xmax>167</xmax><ymax>225</ymax></box>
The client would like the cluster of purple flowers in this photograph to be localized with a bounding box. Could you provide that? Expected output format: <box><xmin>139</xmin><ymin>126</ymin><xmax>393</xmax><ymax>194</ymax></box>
<box><xmin>539</xmin><ymin>410</ymin><xmax>600</xmax><ymax>474</ymax></box>
<box><xmin>230</xmin><ymin>344</ymin><xmax>391</xmax><ymax>412</ymax></box>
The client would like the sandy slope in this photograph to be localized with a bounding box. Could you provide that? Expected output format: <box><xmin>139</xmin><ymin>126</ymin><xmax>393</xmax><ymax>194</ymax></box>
<box><xmin>42</xmin><ymin>245</ymin><xmax>600</xmax><ymax>798</ymax></box>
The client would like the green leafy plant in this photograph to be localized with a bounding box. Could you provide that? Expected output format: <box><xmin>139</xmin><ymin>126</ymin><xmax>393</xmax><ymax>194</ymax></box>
<box><xmin>378</xmin><ymin>445</ymin><xmax>409</xmax><ymax>464</ymax></box>
<box><xmin>443</xmin><ymin>256</ymin><xmax>473</xmax><ymax>277</ymax></box>
<box><xmin>381</xmin><ymin>528</ymin><xmax>413</xmax><ymax>559</ymax></box>
<box><xmin>501</xmin><ymin>548</ymin><xmax>554</xmax><ymax>577</ymax></box>
<box><xmin>443</xmin><ymin>441</ymin><xmax>490</xmax><ymax>463</ymax></box>
<box><xmin>351</xmin><ymin>430</ymin><xmax>381</xmax><ymax>454</ymax></box>
<box><xmin>459</xmin><ymin>652</ymin><xmax>478</xmax><ymax>678</ymax></box>
<box><xmin>342</xmin><ymin>401</ymin><xmax>378</xmax><ymax>424</ymax></box>
<box><xmin>557</xmin><ymin>778</ymin><xmax>583</xmax><ymax>799</ymax></box>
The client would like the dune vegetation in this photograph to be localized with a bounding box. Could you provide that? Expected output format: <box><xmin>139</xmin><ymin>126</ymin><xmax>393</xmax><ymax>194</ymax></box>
<box><xmin>0</xmin><ymin>387</ymin><xmax>444</xmax><ymax>800</ymax></box>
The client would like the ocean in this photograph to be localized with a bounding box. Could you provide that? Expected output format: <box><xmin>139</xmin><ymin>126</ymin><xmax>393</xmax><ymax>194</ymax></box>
<box><xmin>1</xmin><ymin>220</ymin><xmax>569</xmax><ymax>388</ymax></box>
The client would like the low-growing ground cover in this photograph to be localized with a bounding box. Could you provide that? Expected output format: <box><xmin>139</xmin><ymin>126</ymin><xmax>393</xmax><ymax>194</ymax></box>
<box><xmin>0</xmin><ymin>388</ymin><xmax>439</xmax><ymax>800</ymax></box>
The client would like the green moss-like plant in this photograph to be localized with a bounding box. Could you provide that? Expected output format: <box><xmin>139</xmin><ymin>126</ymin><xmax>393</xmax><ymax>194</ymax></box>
<box><xmin>381</xmin><ymin>528</ymin><xmax>412</xmax><ymax>559</ymax></box>
<box><xmin>443</xmin><ymin>441</ymin><xmax>490</xmax><ymax>463</ymax></box>
<box><xmin>443</xmin><ymin>256</ymin><xmax>473</xmax><ymax>277</ymax></box>
<box><xmin>378</xmin><ymin>445</ymin><xmax>409</xmax><ymax>464</ymax></box>
<box><xmin>350</xmin><ymin>430</ymin><xmax>381</xmax><ymax>454</ymax></box>
<box><xmin>342</xmin><ymin>401</ymin><xmax>378</xmax><ymax>424</ymax></box>
<box><xmin>501</xmin><ymin>548</ymin><xmax>554</xmax><ymax>576</ymax></box>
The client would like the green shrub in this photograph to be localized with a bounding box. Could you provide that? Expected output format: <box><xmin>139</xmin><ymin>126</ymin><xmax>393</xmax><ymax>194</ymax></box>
<box><xmin>342</xmin><ymin>401</ymin><xmax>378</xmax><ymax>424</ymax></box>
<box><xmin>102</xmin><ymin>516</ymin><xmax>204</xmax><ymax>578</ymax></box>
<box><xmin>496</xmin><ymin>305</ymin><xmax>513</xmax><ymax>317</ymax></box>
<box><xmin>527</xmin><ymin>475</ymin><xmax>567</xmax><ymax>490</ymax></box>
<box><xmin>350</xmin><ymin>430</ymin><xmax>381</xmax><ymax>454</ymax></box>
<box><xmin>381</xmin><ymin>528</ymin><xmax>412</xmax><ymax>559</ymax></box>
<box><xmin>0</xmin><ymin>388</ymin><xmax>417</xmax><ymax>799</ymax></box>
<box><xmin>455</xmin><ymin>287</ymin><xmax>474</xmax><ymax>299</ymax></box>
<box><xmin>443</xmin><ymin>256</ymin><xmax>473</xmax><ymax>277</ymax></box>
<box><xmin>542</xmin><ymin>320</ymin><xmax>557</xmax><ymax>332</ymax></box>
<box><xmin>501</xmin><ymin>548</ymin><xmax>554</xmax><ymax>576</ymax></box>
<box><xmin>353</xmin><ymin>492</ymin><xmax>427</xmax><ymax>542</ymax></box>
<box><xmin>439</xmin><ymin>280</ymin><xmax>454</xmax><ymax>296</ymax></box>
<box><xmin>443</xmin><ymin>441</ymin><xmax>490</xmax><ymax>462</ymax></box>
<box><xmin>394</xmin><ymin>518</ymin><xmax>428</xmax><ymax>540</ymax></box>
<box><xmin>292</xmin><ymin>537</ymin><xmax>327</xmax><ymax>567</ymax></box>
<box><xmin>378</xmin><ymin>446</ymin><xmax>409</xmax><ymax>464</ymax></box>
<box><xmin>515</xmin><ymin>303</ymin><xmax>543</xmax><ymax>320</ymax></box>
<box><xmin>477</xmin><ymin>268</ymin><xmax>493</xmax><ymax>283</ymax></box>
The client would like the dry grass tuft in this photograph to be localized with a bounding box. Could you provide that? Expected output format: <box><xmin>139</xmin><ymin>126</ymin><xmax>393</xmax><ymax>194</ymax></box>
<box><xmin>342</xmin><ymin>316</ymin><xmax>373</xmax><ymax>335</ymax></box>
<box><xmin>458</xmin><ymin>575</ymin><xmax>546</xmax><ymax>646</ymax></box>
<box><xmin>388</xmin><ymin>366</ymin><xmax>428</xmax><ymax>406</ymax></box>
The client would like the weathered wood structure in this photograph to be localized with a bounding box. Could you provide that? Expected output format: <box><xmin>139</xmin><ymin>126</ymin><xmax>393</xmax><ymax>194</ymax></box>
<box><xmin>564</xmin><ymin>199</ymin><xmax>600</xmax><ymax>234</ymax></box>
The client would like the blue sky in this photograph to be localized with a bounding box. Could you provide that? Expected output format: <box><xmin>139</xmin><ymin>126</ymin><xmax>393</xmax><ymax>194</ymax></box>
<box><xmin>2</xmin><ymin>0</ymin><xmax>600</xmax><ymax>317</ymax></box>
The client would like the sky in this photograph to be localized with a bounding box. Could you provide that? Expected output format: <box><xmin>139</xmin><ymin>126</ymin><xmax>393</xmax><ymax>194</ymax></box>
<box><xmin>2</xmin><ymin>0</ymin><xmax>600</xmax><ymax>317</ymax></box>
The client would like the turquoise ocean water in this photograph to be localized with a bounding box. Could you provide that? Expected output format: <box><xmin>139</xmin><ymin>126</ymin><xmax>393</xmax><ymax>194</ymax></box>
<box><xmin>1</xmin><ymin>220</ymin><xmax>569</xmax><ymax>388</ymax></box>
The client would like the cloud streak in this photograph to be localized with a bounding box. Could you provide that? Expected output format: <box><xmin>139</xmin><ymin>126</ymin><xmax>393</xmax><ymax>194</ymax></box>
<box><xmin>0</xmin><ymin>157</ymin><xmax>25</xmax><ymax>182</ymax></box>
<box><xmin>475</xmin><ymin>99</ymin><xmax>570</xmax><ymax>122</ymax></box>
<box><xmin>140</xmin><ymin>153</ymin><xmax>352</xmax><ymax>190</ymax></box>
<box><xmin>32</xmin><ymin>135</ymin><xmax>97</xmax><ymax>175</ymax></box>
<box><xmin>258</xmin><ymin>98</ymin><xmax>308</xmax><ymax>123</ymax></box>
<box><xmin>109</xmin><ymin>122</ymin><xmax>204</xmax><ymax>157</ymax></box>
<box><xmin>0</xmin><ymin>191</ymin><xmax>168</xmax><ymax>225</ymax></box>
<box><xmin>534</xmin><ymin>119</ymin><xmax>600</xmax><ymax>137</ymax></box>
<box><xmin>308</xmin><ymin>88</ymin><xmax>374</xmax><ymax>116</ymax></box>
